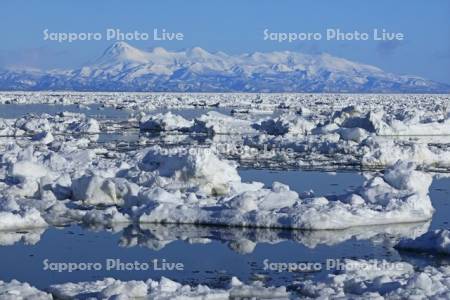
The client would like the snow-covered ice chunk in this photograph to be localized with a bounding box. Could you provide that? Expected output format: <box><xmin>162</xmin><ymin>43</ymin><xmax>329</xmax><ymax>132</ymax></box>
<box><xmin>31</xmin><ymin>131</ymin><xmax>54</xmax><ymax>144</ymax></box>
<box><xmin>139</xmin><ymin>146</ymin><xmax>242</xmax><ymax>195</ymax></box>
<box><xmin>0</xmin><ymin>209</ymin><xmax>47</xmax><ymax>231</ymax></box>
<box><xmin>253</xmin><ymin>113</ymin><xmax>315</xmax><ymax>136</ymax></box>
<box><xmin>338</xmin><ymin>127</ymin><xmax>369</xmax><ymax>142</ymax></box>
<box><xmin>395</xmin><ymin>229</ymin><xmax>450</xmax><ymax>255</ymax></box>
<box><xmin>82</xmin><ymin>207</ymin><xmax>131</xmax><ymax>227</ymax></box>
<box><xmin>71</xmin><ymin>174</ymin><xmax>140</xmax><ymax>206</ymax></box>
<box><xmin>14</xmin><ymin>116</ymin><xmax>51</xmax><ymax>135</ymax></box>
<box><xmin>139</xmin><ymin>112</ymin><xmax>193</xmax><ymax>132</ymax></box>
<box><xmin>0</xmin><ymin>280</ymin><xmax>52</xmax><ymax>300</ymax></box>
<box><xmin>296</xmin><ymin>260</ymin><xmax>450</xmax><ymax>299</ymax></box>
<box><xmin>191</xmin><ymin>111</ymin><xmax>257</xmax><ymax>135</ymax></box>
<box><xmin>362</xmin><ymin>137</ymin><xmax>450</xmax><ymax>168</ymax></box>
<box><xmin>72</xmin><ymin>175</ymin><xmax>120</xmax><ymax>206</ymax></box>
<box><xmin>10</xmin><ymin>160</ymin><xmax>51</xmax><ymax>183</ymax></box>
<box><xmin>372</xmin><ymin>110</ymin><xmax>450</xmax><ymax>136</ymax></box>
<box><xmin>67</xmin><ymin>118</ymin><xmax>100</xmax><ymax>134</ymax></box>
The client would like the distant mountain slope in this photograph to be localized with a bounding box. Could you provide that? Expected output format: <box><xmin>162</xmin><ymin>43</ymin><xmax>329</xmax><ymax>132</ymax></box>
<box><xmin>0</xmin><ymin>42</ymin><xmax>449</xmax><ymax>92</ymax></box>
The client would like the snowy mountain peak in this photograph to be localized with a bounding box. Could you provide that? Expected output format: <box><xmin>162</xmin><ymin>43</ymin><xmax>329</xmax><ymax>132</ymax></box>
<box><xmin>0</xmin><ymin>43</ymin><xmax>449</xmax><ymax>92</ymax></box>
<box><xmin>187</xmin><ymin>47</ymin><xmax>211</xmax><ymax>58</ymax></box>
<box><xmin>105</xmin><ymin>41</ymin><xmax>134</xmax><ymax>53</ymax></box>
<box><xmin>95</xmin><ymin>42</ymin><xmax>150</xmax><ymax>65</ymax></box>
<box><xmin>151</xmin><ymin>47</ymin><xmax>169</xmax><ymax>55</ymax></box>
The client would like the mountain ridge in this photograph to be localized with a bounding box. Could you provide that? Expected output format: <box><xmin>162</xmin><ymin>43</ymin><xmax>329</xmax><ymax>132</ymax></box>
<box><xmin>0</xmin><ymin>42</ymin><xmax>448</xmax><ymax>93</ymax></box>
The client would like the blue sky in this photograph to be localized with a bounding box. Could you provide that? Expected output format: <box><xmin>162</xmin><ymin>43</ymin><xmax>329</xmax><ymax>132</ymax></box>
<box><xmin>0</xmin><ymin>0</ymin><xmax>449</xmax><ymax>83</ymax></box>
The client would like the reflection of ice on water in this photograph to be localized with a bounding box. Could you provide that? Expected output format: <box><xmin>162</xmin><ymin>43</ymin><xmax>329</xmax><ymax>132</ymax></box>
<box><xmin>128</xmin><ymin>222</ymin><xmax>431</xmax><ymax>253</ymax></box>
<box><xmin>0</xmin><ymin>221</ymin><xmax>429</xmax><ymax>253</ymax></box>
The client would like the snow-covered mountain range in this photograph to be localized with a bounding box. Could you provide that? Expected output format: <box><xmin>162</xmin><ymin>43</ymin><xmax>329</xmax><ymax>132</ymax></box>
<box><xmin>0</xmin><ymin>42</ymin><xmax>448</xmax><ymax>92</ymax></box>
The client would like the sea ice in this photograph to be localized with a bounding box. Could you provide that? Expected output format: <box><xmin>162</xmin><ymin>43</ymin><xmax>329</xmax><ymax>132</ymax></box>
<box><xmin>0</xmin><ymin>280</ymin><xmax>52</xmax><ymax>300</ymax></box>
<box><xmin>296</xmin><ymin>260</ymin><xmax>450</xmax><ymax>299</ymax></box>
<box><xmin>137</xmin><ymin>153</ymin><xmax>434</xmax><ymax>229</ymax></box>
<box><xmin>3</xmin><ymin>261</ymin><xmax>450</xmax><ymax>299</ymax></box>
<box><xmin>191</xmin><ymin>111</ymin><xmax>257</xmax><ymax>135</ymax></box>
<box><xmin>0</xmin><ymin>137</ymin><xmax>437</xmax><ymax>230</ymax></box>
<box><xmin>396</xmin><ymin>229</ymin><xmax>450</xmax><ymax>255</ymax></box>
<box><xmin>0</xmin><ymin>95</ymin><xmax>448</xmax><ymax>231</ymax></box>
<box><xmin>253</xmin><ymin>113</ymin><xmax>315</xmax><ymax>136</ymax></box>
<box><xmin>139</xmin><ymin>112</ymin><xmax>193</xmax><ymax>132</ymax></box>
<box><xmin>48</xmin><ymin>276</ymin><xmax>288</xmax><ymax>299</ymax></box>
<box><xmin>0</xmin><ymin>209</ymin><xmax>47</xmax><ymax>231</ymax></box>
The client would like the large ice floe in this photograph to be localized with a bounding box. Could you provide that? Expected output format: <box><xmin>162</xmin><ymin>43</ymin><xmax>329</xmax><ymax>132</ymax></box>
<box><xmin>136</xmin><ymin>152</ymin><xmax>435</xmax><ymax>229</ymax></box>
